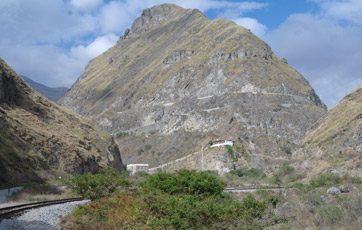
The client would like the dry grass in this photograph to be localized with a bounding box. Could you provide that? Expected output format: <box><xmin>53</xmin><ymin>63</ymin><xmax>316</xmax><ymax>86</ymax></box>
<box><xmin>5</xmin><ymin>185</ymin><xmax>74</xmax><ymax>203</ymax></box>
<box><xmin>264</xmin><ymin>185</ymin><xmax>362</xmax><ymax>230</ymax></box>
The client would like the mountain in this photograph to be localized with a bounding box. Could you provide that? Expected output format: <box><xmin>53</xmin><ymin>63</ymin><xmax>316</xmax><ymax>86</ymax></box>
<box><xmin>22</xmin><ymin>76</ymin><xmax>68</xmax><ymax>102</ymax></box>
<box><xmin>293</xmin><ymin>86</ymin><xmax>362</xmax><ymax>176</ymax></box>
<box><xmin>60</xmin><ymin>4</ymin><xmax>327</xmax><ymax>172</ymax></box>
<box><xmin>0</xmin><ymin>58</ymin><xmax>125</xmax><ymax>186</ymax></box>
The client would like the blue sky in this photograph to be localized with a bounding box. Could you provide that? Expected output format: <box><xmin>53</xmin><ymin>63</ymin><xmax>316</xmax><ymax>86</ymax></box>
<box><xmin>0</xmin><ymin>0</ymin><xmax>361</xmax><ymax>109</ymax></box>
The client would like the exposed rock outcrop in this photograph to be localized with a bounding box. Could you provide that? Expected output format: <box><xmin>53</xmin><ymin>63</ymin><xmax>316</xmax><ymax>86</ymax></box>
<box><xmin>0</xmin><ymin>58</ymin><xmax>125</xmax><ymax>186</ymax></box>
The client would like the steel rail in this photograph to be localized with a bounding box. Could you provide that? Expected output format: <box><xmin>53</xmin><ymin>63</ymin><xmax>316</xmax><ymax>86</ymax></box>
<box><xmin>0</xmin><ymin>197</ymin><xmax>83</xmax><ymax>221</ymax></box>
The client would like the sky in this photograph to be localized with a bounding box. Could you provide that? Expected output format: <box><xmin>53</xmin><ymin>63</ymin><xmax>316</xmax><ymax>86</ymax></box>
<box><xmin>0</xmin><ymin>0</ymin><xmax>361</xmax><ymax>109</ymax></box>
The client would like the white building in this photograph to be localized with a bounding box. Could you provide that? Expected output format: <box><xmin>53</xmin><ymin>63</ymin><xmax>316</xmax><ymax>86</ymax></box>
<box><xmin>211</xmin><ymin>139</ymin><xmax>234</xmax><ymax>147</ymax></box>
<box><xmin>127</xmin><ymin>164</ymin><xmax>149</xmax><ymax>175</ymax></box>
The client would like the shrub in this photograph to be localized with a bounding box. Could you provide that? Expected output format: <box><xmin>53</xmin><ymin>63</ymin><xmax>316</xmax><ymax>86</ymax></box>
<box><xmin>133</xmin><ymin>171</ymin><xmax>149</xmax><ymax>179</ymax></box>
<box><xmin>63</xmin><ymin>168</ymin><xmax>131</xmax><ymax>200</ymax></box>
<box><xmin>140</xmin><ymin>169</ymin><xmax>226</xmax><ymax>196</ymax></box>
<box><xmin>269</xmin><ymin>174</ymin><xmax>282</xmax><ymax>185</ymax></box>
<box><xmin>115</xmin><ymin>132</ymin><xmax>128</xmax><ymax>138</ymax></box>
<box><xmin>278</xmin><ymin>163</ymin><xmax>294</xmax><ymax>177</ymax></box>
<box><xmin>69</xmin><ymin>192</ymin><xmax>270</xmax><ymax>230</ymax></box>
<box><xmin>225</xmin><ymin>145</ymin><xmax>237</xmax><ymax>162</ymax></box>
<box><xmin>230</xmin><ymin>168</ymin><xmax>266</xmax><ymax>178</ymax></box>
<box><xmin>310</xmin><ymin>172</ymin><xmax>341</xmax><ymax>188</ymax></box>
<box><xmin>137</xmin><ymin>148</ymin><xmax>144</xmax><ymax>155</ymax></box>
<box><xmin>319</xmin><ymin>205</ymin><xmax>344</xmax><ymax>224</ymax></box>
<box><xmin>292</xmin><ymin>182</ymin><xmax>305</xmax><ymax>190</ymax></box>
<box><xmin>286</xmin><ymin>174</ymin><xmax>303</xmax><ymax>183</ymax></box>
<box><xmin>341</xmin><ymin>174</ymin><xmax>361</xmax><ymax>184</ymax></box>
<box><xmin>144</xmin><ymin>144</ymin><xmax>152</xmax><ymax>151</ymax></box>
<box><xmin>64</xmin><ymin>170</ymin><xmax>281</xmax><ymax>230</ymax></box>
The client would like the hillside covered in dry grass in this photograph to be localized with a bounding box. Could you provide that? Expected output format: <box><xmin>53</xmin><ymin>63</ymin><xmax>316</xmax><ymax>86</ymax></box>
<box><xmin>0</xmin><ymin>58</ymin><xmax>125</xmax><ymax>187</ymax></box>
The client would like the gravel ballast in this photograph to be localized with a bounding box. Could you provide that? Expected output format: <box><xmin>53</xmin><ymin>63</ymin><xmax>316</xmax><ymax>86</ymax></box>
<box><xmin>0</xmin><ymin>200</ymin><xmax>89</xmax><ymax>230</ymax></box>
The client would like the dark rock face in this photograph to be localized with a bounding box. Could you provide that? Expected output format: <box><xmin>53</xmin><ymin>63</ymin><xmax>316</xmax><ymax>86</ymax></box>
<box><xmin>0</xmin><ymin>58</ymin><xmax>125</xmax><ymax>186</ymax></box>
<box><xmin>0</xmin><ymin>62</ymin><xmax>22</xmax><ymax>105</ymax></box>
<box><xmin>60</xmin><ymin>4</ymin><xmax>327</xmax><ymax>169</ymax></box>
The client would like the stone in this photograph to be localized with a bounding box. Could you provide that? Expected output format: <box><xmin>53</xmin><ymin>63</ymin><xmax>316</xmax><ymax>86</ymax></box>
<box><xmin>339</xmin><ymin>185</ymin><xmax>350</xmax><ymax>193</ymax></box>
<box><xmin>327</xmin><ymin>187</ymin><xmax>341</xmax><ymax>195</ymax></box>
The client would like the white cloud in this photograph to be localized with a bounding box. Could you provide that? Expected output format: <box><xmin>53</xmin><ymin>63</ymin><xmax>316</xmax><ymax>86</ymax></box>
<box><xmin>71</xmin><ymin>0</ymin><xmax>103</xmax><ymax>11</ymax></box>
<box><xmin>100</xmin><ymin>1</ymin><xmax>135</xmax><ymax>34</ymax></box>
<box><xmin>233</xmin><ymin>17</ymin><xmax>267</xmax><ymax>37</ymax></box>
<box><xmin>265</xmin><ymin>13</ymin><xmax>362</xmax><ymax>109</ymax></box>
<box><xmin>0</xmin><ymin>0</ymin><xmax>269</xmax><ymax>89</ymax></box>
<box><xmin>313</xmin><ymin>0</ymin><xmax>362</xmax><ymax>26</ymax></box>
<box><xmin>70</xmin><ymin>34</ymin><xmax>118</xmax><ymax>61</ymax></box>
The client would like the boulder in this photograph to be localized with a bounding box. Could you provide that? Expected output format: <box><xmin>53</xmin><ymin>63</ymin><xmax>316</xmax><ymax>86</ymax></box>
<box><xmin>339</xmin><ymin>185</ymin><xmax>350</xmax><ymax>193</ymax></box>
<box><xmin>327</xmin><ymin>187</ymin><xmax>340</xmax><ymax>195</ymax></box>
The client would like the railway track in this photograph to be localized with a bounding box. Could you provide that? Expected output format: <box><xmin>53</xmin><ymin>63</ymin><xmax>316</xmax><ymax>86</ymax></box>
<box><xmin>0</xmin><ymin>197</ymin><xmax>83</xmax><ymax>221</ymax></box>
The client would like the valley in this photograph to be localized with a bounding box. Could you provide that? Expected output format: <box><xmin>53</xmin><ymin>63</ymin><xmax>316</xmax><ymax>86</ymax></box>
<box><xmin>0</xmin><ymin>2</ymin><xmax>361</xmax><ymax>230</ymax></box>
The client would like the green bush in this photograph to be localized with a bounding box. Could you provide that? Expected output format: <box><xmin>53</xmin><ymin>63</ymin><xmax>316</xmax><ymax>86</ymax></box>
<box><xmin>278</xmin><ymin>163</ymin><xmax>294</xmax><ymax>177</ymax></box>
<box><xmin>144</xmin><ymin>144</ymin><xmax>152</xmax><ymax>151</ymax></box>
<box><xmin>63</xmin><ymin>168</ymin><xmax>131</xmax><ymax>200</ymax></box>
<box><xmin>67</xmin><ymin>170</ymin><xmax>280</xmax><ymax>230</ymax></box>
<box><xmin>133</xmin><ymin>171</ymin><xmax>149</xmax><ymax>178</ymax></box>
<box><xmin>319</xmin><ymin>205</ymin><xmax>344</xmax><ymax>224</ymax></box>
<box><xmin>342</xmin><ymin>174</ymin><xmax>361</xmax><ymax>184</ymax></box>
<box><xmin>310</xmin><ymin>172</ymin><xmax>341</xmax><ymax>188</ymax></box>
<box><xmin>225</xmin><ymin>145</ymin><xmax>237</xmax><ymax>162</ymax></box>
<box><xmin>115</xmin><ymin>132</ymin><xmax>128</xmax><ymax>138</ymax></box>
<box><xmin>269</xmin><ymin>174</ymin><xmax>282</xmax><ymax>185</ymax></box>
<box><xmin>286</xmin><ymin>174</ymin><xmax>303</xmax><ymax>183</ymax></box>
<box><xmin>230</xmin><ymin>168</ymin><xmax>266</xmax><ymax>178</ymax></box>
<box><xmin>137</xmin><ymin>148</ymin><xmax>144</xmax><ymax>155</ymax></box>
<box><xmin>140</xmin><ymin>169</ymin><xmax>226</xmax><ymax>196</ymax></box>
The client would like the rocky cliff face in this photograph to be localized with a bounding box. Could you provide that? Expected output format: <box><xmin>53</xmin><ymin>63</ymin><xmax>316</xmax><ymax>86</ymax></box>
<box><xmin>60</xmin><ymin>4</ymin><xmax>327</xmax><ymax>170</ymax></box>
<box><xmin>0</xmin><ymin>58</ymin><xmax>125</xmax><ymax>186</ymax></box>
<box><xmin>293</xmin><ymin>86</ymin><xmax>362</xmax><ymax>177</ymax></box>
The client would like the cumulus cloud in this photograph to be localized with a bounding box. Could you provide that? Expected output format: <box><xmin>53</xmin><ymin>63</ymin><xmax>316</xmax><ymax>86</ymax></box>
<box><xmin>233</xmin><ymin>17</ymin><xmax>267</xmax><ymax>37</ymax></box>
<box><xmin>265</xmin><ymin>13</ymin><xmax>362</xmax><ymax>108</ymax></box>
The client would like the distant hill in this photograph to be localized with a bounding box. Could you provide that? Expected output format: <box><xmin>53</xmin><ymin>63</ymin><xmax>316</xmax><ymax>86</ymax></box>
<box><xmin>22</xmin><ymin>76</ymin><xmax>68</xmax><ymax>102</ymax></box>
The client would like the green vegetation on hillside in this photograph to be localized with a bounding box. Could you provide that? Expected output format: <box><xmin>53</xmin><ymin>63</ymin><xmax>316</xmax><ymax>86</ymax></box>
<box><xmin>61</xmin><ymin>169</ymin><xmax>282</xmax><ymax>230</ymax></box>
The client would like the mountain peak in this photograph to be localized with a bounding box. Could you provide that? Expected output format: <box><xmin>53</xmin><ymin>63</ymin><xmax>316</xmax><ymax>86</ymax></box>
<box><xmin>120</xmin><ymin>4</ymin><xmax>205</xmax><ymax>39</ymax></box>
<box><xmin>61</xmin><ymin>4</ymin><xmax>327</xmax><ymax>171</ymax></box>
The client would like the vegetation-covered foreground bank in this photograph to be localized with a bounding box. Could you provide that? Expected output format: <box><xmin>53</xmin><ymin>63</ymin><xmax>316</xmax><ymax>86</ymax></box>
<box><xmin>60</xmin><ymin>169</ymin><xmax>362</xmax><ymax>230</ymax></box>
<box><xmin>60</xmin><ymin>169</ymin><xmax>282</xmax><ymax>229</ymax></box>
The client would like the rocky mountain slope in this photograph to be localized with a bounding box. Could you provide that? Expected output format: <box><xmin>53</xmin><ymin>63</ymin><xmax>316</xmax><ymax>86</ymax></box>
<box><xmin>293</xmin><ymin>86</ymin><xmax>362</xmax><ymax>176</ymax></box>
<box><xmin>0</xmin><ymin>58</ymin><xmax>125</xmax><ymax>186</ymax></box>
<box><xmin>60</xmin><ymin>4</ymin><xmax>327</xmax><ymax>171</ymax></box>
<box><xmin>22</xmin><ymin>76</ymin><xmax>68</xmax><ymax>102</ymax></box>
